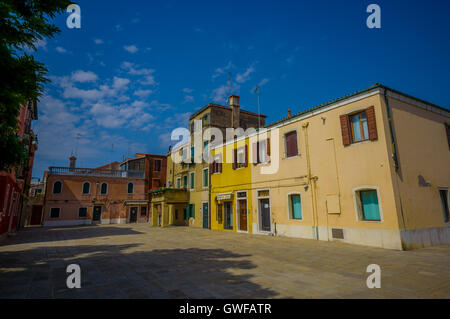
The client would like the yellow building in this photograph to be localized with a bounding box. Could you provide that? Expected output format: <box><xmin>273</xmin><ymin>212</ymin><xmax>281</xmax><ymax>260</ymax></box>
<box><xmin>210</xmin><ymin>138</ymin><xmax>253</xmax><ymax>233</ymax></box>
<box><xmin>209</xmin><ymin>84</ymin><xmax>450</xmax><ymax>250</ymax></box>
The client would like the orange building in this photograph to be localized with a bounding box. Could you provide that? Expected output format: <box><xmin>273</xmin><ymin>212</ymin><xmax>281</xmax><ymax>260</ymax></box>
<box><xmin>42</xmin><ymin>153</ymin><xmax>166</xmax><ymax>226</ymax></box>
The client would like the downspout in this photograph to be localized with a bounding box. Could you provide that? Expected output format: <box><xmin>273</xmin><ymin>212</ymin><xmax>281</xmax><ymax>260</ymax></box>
<box><xmin>302</xmin><ymin>122</ymin><xmax>319</xmax><ymax>240</ymax></box>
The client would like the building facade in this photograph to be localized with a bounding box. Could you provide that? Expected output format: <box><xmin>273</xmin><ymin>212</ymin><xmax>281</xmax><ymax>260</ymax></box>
<box><xmin>208</xmin><ymin>84</ymin><xmax>450</xmax><ymax>250</ymax></box>
<box><xmin>0</xmin><ymin>100</ymin><xmax>38</xmax><ymax>240</ymax></box>
<box><xmin>154</xmin><ymin>95</ymin><xmax>266</xmax><ymax>228</ymax></box>
<box><xmin>42</xmin><ymin>153</ymin><xmax>166</xmax><ymax>227</ymax></box>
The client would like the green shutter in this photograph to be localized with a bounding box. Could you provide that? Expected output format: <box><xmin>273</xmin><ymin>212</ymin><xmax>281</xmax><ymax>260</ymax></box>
<box><xmin>291</xmin><ymin>195</ymin><xmax>302</xmax><ymax>219</ymax></box>
<box><xmin>360</xmin><ymin>190</ymin><xmax>380</xmax><ymax>220</ymax></box>
<box><xmin>191</xmin><ymin>204</ymin><xmax>195</xmax><ymax>218</ymax></box>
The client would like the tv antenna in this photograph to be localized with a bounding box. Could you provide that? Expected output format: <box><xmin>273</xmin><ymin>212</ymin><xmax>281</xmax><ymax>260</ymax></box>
<box><xmin>254</xmin><ymin>85</ymin><xmax>261</xmax><ymax>129</ymax></box>
<box><xmin>74</xmin><ymin>133</ymin><xmax>82</xmax><ymax>156</ymax></box>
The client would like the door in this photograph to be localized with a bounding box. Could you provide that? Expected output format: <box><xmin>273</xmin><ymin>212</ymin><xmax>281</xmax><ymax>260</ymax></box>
<box><xmin>202</xmin><ymin>202</ymin><xmax>209</xmax><ymax>229</ymax></box>
<box><xmin>30</xmin><ymin>205</ymin><xmax>43</xmax><ymax>225</ymax></box>
<box><xmin>129</xmin><ymin>207</ymin><xmax>138</xmax><ymax>223</ymax></box>
<box><xmin>224</xmin><ymin>201</ymin><xmax>233</xmax><ymax>230</ymax></box>
<box><xmin>238</xmin><ymin>199</ymin><xmax>247</xmax><ymax>231</ymax></box>
<box><xmin>259</xmin><ymin>199</ymin><xmax>271</xmax><ymax>231</ymax></box>
<box><xmin>157</xmin><ymin>204</ymin><xmax>161</xmax><ymax>226</ymax></box>
<box><xmin>93</xmin><ymin>206</ymin><xmax>102</xmax><ymax>222</ymax></box>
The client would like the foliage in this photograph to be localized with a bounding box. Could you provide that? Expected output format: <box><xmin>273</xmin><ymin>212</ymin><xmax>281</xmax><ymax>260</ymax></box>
<box><xmin>0</xmin><ymin>0</ymin><xmax>71</xmax><ymax>171</ymax></box>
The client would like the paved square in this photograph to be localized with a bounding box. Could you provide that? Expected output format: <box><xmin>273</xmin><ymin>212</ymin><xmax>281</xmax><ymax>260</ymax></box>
<box><xmin>0</xmin><ymin>224</ymin><xmax>449</xmax><ymax>298</ymax></box>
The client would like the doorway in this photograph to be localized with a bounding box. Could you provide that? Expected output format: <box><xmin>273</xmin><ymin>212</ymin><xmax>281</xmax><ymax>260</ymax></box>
<box><xmin>224</xmin><ymin>201</ymin><xmax>233</xmax><ymax>230</ymax></box>
<box><xmin>259</xmin><ymin>198</ymin><xmax>271</xmax><ymax>232</ymax></box>
<box><xmin>238</xmin><ymin>199</ymin><xmax>247</xmax><ymax>231</ymax></box>
<box><xmin>30</xmin><ymin>205</ymin><xmax>43</xmax><ymax>225</ymax></box>
<box><xmin>129</xmin><ymin>206</ymin><xmax>138</xmax><ymax>223</ymax></box>
<box><xmin>202</xmin><ymin>202</ymin><xmax>209</xmax><ymax>229</ymax></box>
<box><xmin>93</xmin><ymin>206</ymin><xmax>102</xmax><ymax>222</ymax></box>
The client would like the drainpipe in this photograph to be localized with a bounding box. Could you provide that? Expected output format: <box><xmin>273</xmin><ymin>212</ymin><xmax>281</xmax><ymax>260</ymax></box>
<box><xmin>383</xmin><ymin>89</ymin><xmax>399</xmax><ymax>171</ymax></box>
<box><xmin>302</xmin><ymin>122</ymin><xmax>319</xmax><ymax>240</ymax></box>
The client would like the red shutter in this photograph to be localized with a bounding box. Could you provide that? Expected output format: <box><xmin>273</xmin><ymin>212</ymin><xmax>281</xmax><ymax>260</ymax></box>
<box><xmin>252</xmin><ymin>143</ymin><xmax>258</xmax><ymax>165</ymax></box>
<box><xmin>366</xmin><ymin>106</ymin><xmax>378</xmax><ymax>141</ymax></box>
<box><xmin>232</xmin><ymin>148</ymin><xmax>237</xmax><ymax>169</ymax></box>
<box><xmin>244</xmin><ymin>145</ymin><xmax>248</xmax><ymax>167</ymax></box>
<box><xmin>340</xmin><ymin>114</ymin><xmax>351</xmax><ymax>146</ymax></box>
<box><xmin>285</xmin><ymin>131</ymin><xmax>298</xmax><ymax>157</ymax></box>
<box><xmin>446</xmin><ymin>123</ymin><xmax>450</xmax><ymax>150</ymax></box>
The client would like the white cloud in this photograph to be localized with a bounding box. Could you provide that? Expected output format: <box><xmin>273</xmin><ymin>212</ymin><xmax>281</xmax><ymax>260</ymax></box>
<box><xmin>55</xmin><ymin>46</ymin><xmax>67</xmax><ymax>53</ymax></box>
<box><xmin>32</xmin><ymin>38</ymin><xmax>47</xmax><ymax>51</ymax></box>
<box><xmin>140</xmin><ymin>75</ymin><xmax>157</xmax><ymax>86</ymax></box>
<box><xmin>210</xmin><ymin>82</ymin><xmax>240</xmax><ymax>103</ymax></box>
<box><xmin>258</xmin><ymin>78</ymin><xmax>270</xmax><ymax>86</ymax></box>
<box><xmin>94</xmin><ymin>38</ymin><xmax>103</xmax><ymax>44</ymax></box>
<box><xmin>71</xmin><ymin>70</ymin><xmax>98</xmax><ymax>83</ymax></box>
<box><xmin>182</xmin><ymin>88</ymin><xmax>194</xmax><ymax>93</ymax></box>
<box><xmin>183</xmin><ymin>95</ymin><xmax>194</xmax><ymax>103</ymax></box>
<box><xmin>121</xmin><ymin>61</ymin><xmax>154</xmax><ymax>75</ymax></box>
<box><xmin>124</xmin><ymin>45</ymin><xmax>138</xmax><ymax>53</ymax></box>
<box><xmin>236</xmin><ymin>66</ymin><xmax>255</xmax><ymax>83</ymax></box>
<box><xmin>134</xmin><ymin>89</ymin><xmax>153</xmax><ymax>98</ymax></box>
<box><xmin>212</xmin><ymin>61</ymin><xmax>233</xmax><ymax>79</ymax></box>
<box><xmin>112</xmin><ymin>76</ymin><xmax>130</xmax><ymax>90</ymax></box>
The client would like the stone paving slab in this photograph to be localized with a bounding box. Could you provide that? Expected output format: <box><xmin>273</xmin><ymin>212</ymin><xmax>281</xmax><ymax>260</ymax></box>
<box><xmin>0</xmin><ymin>224</ymin><xmax>449</xmax><ymax>299</ymax></box>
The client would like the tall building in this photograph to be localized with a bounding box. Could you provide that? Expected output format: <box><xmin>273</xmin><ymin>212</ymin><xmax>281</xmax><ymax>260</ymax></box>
<box><xmin>0</xmin><ymin>101</ymin><xmax>38</xmax><ymax>241</ymax></box>
<box><xmin>150</xmin><ymin>96</ymin><xmax>266</xmax><ymax>228</ymax></box>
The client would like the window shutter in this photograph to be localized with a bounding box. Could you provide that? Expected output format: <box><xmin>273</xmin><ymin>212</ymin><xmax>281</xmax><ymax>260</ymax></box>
<box><xmin>209</xmin><ymin>162</ymin><xmax>214</xmax><ymax>174</ymax></box>
<box><xmin>252</xmin><ymin>142</ymin><xmax>258</xmax><ymax>165</ymax></box>
<box><xmin>219</xmin><ymin>154</ymin><xmax>223</xmax><ymax>172</ymax></box>
<box><xmin>285</xmin><ymin>131</ymin><xmax>298</xmax><ymax>157</ymax></box>
<box><xmin>192</xmin><ymin>204</ymin><xmax>195</xmax><ymax>218</ymax></box>
<box><xmin>244</xmin><ymin>145</ymin><xmax>248</xmax><ymax>167</ymax></box>
<box><xmin>232</xmin><ymin>148</ymin><xmax>237</xmax><ymax>169</ymax></box>
<box><xmin>366</xmin><ymin>106</ymin><xmax>378</xmax><ymax>141</ymax></box>
<box><xmin>266</xmin><ymin>138</ymin><xmax>271</xmax><ymax>157</ymax></box>
<box><xmin>446</xmin><ymin>123</ymin><xmax>450</xmax><ymax>150</ymax></box>
<box><xmin>340</xmin><ymin>114</ymin><xmax>351</xmax><ymax>146</ymax></box>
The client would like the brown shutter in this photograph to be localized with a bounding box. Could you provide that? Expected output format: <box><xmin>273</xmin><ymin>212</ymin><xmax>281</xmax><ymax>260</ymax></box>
<box><xmin>252</xmin><ymin>142</ymin><xmax>258</xmax><ymax>165</ymax></box>
<box><xmin>244</xmin><ymin>145</ymin><xmax>248</xmax><ymax>167</ymax></box>
<box><xmin>266</xmin><ymin>138</ymin><xmax>271</xmax><ymax>157</ymax></box>
<box><xmin>366</xmin><ymin>106</ymin><xmax>378</xmax><ymax>141</ymax></box>
<box><xmin>219</xmin><ymin>154</ymin><xmax>223</xmax><ymax>173</ymax></box>
<box><xmin>210</xmin><ymin>161</ymin><xmax>215</xmax><ymax>174</ymax></box>
<box><xmin>446</xmin><ymin>123</ymin><xmax>450</xmax><ymax>150</ymax></box>
<box><xmin>232</xmin><ymin>148</ymin><xmax>237</xmax><ymax>169</ymax></box>
<box><xmin>340</xmin><ymin>114</ymin><xmax>351</xmax><ymax>146</ymax></box>
<box><xmin>285</xmin><ymin>131</ymin><xmax>298</xmax><ymax>157</ymax></box>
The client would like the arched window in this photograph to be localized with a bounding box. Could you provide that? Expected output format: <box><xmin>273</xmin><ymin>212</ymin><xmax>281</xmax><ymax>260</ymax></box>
<box><xmin>82</xmin><ymin>182</ymin><xmax>90</xmax><ymax>194</ymax></box>
<box><xmin>53</xmin><ymin>181</ymin><xmax>62</xmax><ymax>194</ymax></box>
<box><xmin>100</xmin><ymin>182</ymin><xmax>108</xmax><ymax>195</ymax></box>
<box><xmin>127</xmin><ymin>182</ymin><xmax>134</xmax><ymax>194</ymax></box>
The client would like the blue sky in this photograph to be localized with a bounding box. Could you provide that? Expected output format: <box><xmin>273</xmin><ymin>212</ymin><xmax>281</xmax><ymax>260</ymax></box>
<box><xmin>30</xmin><ymin>0</ymin><xmax>450</xmax><ymax>179</ymax></box>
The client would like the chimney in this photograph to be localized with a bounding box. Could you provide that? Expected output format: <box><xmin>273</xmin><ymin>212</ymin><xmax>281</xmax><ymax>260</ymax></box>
<box><xmin>229</xmin><ymin>95</ymin><xmax>240</xmax><ymax>129</ymax></box>
<box><xmin>69</xmin><ymin>156</ymin><xmax>77</xmax><ymax>170</ymax></box>
<box><xmin>288</xmin><ymin>109</ymin><xmax>291</xmax><ymax>117</ymax></box>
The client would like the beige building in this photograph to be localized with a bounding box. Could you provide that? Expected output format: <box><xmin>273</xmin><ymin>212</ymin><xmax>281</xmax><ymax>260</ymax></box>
<box><xmin>246</xmin><ymin>84</ymin><xmax>449</xmax><ymax>249</ymax></box>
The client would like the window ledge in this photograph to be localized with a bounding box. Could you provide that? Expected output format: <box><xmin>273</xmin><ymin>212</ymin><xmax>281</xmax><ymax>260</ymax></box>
<box><xmin>283</xmin><ymin>155</ymin><xmax>300</xmax><ymax>160</ymax></box>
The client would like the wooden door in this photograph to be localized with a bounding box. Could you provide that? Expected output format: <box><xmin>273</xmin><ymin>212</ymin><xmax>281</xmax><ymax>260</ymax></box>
<box><xmin>30</xmin><ymin>205</ymin><xmax>43</xmax><ymax>225</ymax></box>
<box><xmin>129</xmin><ymin>207</ymin><xmax>138</xmax><ymax>223</ymax></box>
<box><xmin>238</xmin><ymin>199</ymin><xmax>247</xmax><ymax>231</ymax></box>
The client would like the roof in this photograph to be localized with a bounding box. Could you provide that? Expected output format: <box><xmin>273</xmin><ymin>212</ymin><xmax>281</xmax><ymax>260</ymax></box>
<box><xmin>265</xmin><ymin>83</ymin><xmax>450</xmax><ymax>129</ymax></box>
<box><xmin>189</xmin><ymin>102</ymin><xmax>267</xmax><ymax>120</ymax></box>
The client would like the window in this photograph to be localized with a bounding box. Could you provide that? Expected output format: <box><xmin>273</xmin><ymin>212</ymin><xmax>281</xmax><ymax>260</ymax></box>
<box><xmin>224</xmin><ymin>201</ymin><xmax>233</xmax><ymax>229</ymax></box>
<box><xmin>183</xmin><ymin>175</ymin><xmax>188</xmax><ymax>188</ymax></box>
<box><xmin>177</xmin><ymin>177</ymin><xmax>181</xmax><ymax>189</ymax></box>
<box><xmin>439</xmin><ymin>189</ymin><xmax>449</xmax><ymax>223</ymax></box>
<box><xmin>82</xmin><ymin>182</ymin><xmax>90</xmax><ymax>194</ymax></box>
<box><xmin>141</xmin><ymin>206</ymin><xmax>147</xmax><ymax>217</ymax></box>
<box><xmin>203</xmin><ymin>140</ymin><xmax>209</xmax><ymax>161</ymax></box>
<box><xmin>183</xmin><ymin>208</ymin><xmax>187</xmax><ymax>219</ymax></box>
<box><xmin>340</xmin><ymin>106</ymin><xmax>378</xmax><ymax>146</ymax></box>
<box><xmin>217</xmin><ymin>203</ymin><xmax>223</xmax><ymax>222</ymax></box>
<box><xmin>53</xmin><ymin>181</ymin><xmax>62</xmax><ymax>194</ymax></box>
<box><xmin>127</xmin><ymin>182</ymin><xmax>134</xmax><ymax>194</ymax></box>
<box><xmin>350</xmin><ymin>111</ymin><xmax>369</xmax><ymax>142</ymax></box>
<box><xmin>154</xmin><ymin>159</ymin><xmax>162</xmax><ymax>172</ymax></box>
<box><xmin>203</xmin><ymin>168</ymin><xmax>209</xmax><ymax>188</ymax></box>
<box><xmin>202</xmin><ymin>113</ymin><xmax>210</xmax><ymax>126</ymax></box>
<box><xmin>50</xmin><ymin>207</ymin><xmax>60</xmax><ymax>218</ymax></box>
<box><xmin>232</xmin><ymin>146</ymin><xmax>248</xmax><ymax>169</ymax></box>
<box><xmin>445</xmin><ymin>123</ymin><xmax>450</xmax><ymax>150</ymax></box>
<box><xmin>100</xmin><ymin>182</ymin><xmax>108</xmax><ymax>195</ymax></box>
<box><xmin>289</xmin><ymin>194</ymin><xmax>302</xmax><ymax>219</ymax></box>
<box><xmin>211</xmin><ymin>155</ymin><xmax>222</xmax><ymax>174</ymax></box>
<box><xmin>181</xmin><ymin>148</ymin><xmax>188</xmax><ymax>161</ymax></box>
<box><xmin>356</xmin><ymin>189</ymin><xmax>381</xmax><ymax>221</ymax></box>
<box><xmin>78</xmin><ymin>207</ymin><xmax>87</xmax><ymax>218</ymax></box>
<box><xmin>175</xmin><ymin>209</ymin><xmax>179</xmax><ymax>220</ymax></box>
<box><xmin>190</xmin><ymin>172</ymin><xmax>195</xmax><ymax>189</ymax></box>
<box><xmin>284</xmin><ymin>131</ymin><xmax>298</xmax><ymax>158</ymax></box>
<box><xmin>191</xmin><ymin>146</ymin><xmax>195</xmax><ymax>162</ymax></box>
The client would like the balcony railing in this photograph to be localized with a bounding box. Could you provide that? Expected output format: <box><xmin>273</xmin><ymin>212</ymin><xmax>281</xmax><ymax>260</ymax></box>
<box><xmin>49</xmin><ymin>166</ymin><xmax>145</xmax><ymax>178</ymax></box>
